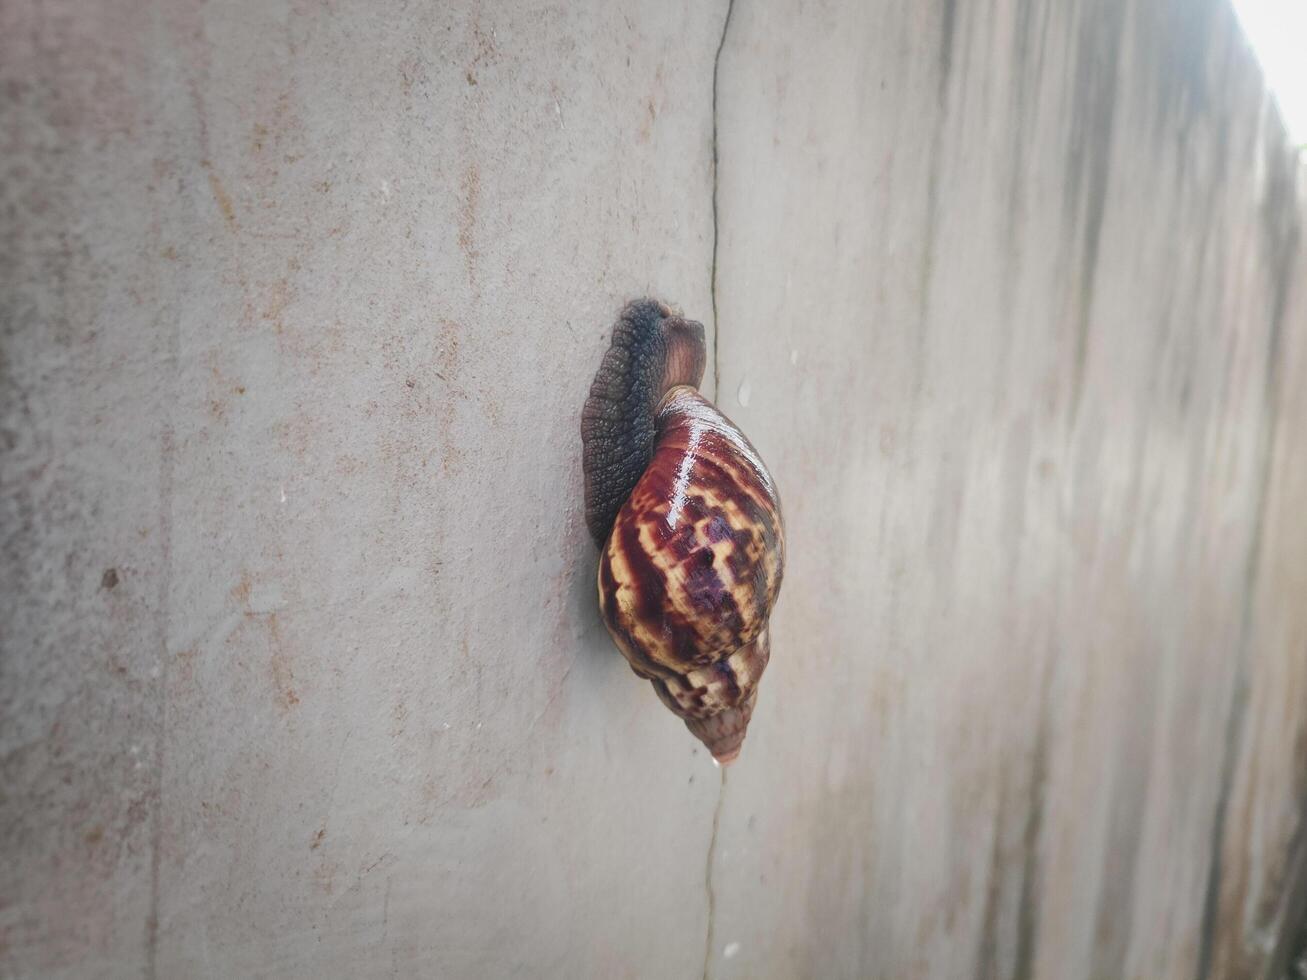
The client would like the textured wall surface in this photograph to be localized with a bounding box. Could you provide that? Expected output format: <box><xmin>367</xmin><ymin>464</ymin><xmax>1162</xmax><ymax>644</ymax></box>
<box><xmin>2</xmin><ymin>1</ymin><xmax>1304</xmax><ymax>978</ymax></box>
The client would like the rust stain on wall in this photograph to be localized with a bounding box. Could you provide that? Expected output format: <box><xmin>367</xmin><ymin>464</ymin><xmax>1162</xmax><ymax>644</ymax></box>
<box><xmin>205</xmin><ymin>167</ymin><xmax>237</xmax><ymax>230</ymax></box>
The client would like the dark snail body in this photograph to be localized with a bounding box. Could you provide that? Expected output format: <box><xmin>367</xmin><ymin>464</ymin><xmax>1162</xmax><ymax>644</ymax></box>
<box><xmin>582</xmin><ymin>300</ymin><xmax>784</xmax><ymax>764</ymax></box>
<box><xmin>581</xmin><ymin>299</ymin><xmax>707</xmax><ymax>547</ymax></box>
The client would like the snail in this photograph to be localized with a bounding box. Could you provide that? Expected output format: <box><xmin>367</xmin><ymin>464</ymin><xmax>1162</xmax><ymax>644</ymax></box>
<box><xmin>581</xmin><ymin>299</ymin><xmax>785</xmax><ymax>764</ymax></box>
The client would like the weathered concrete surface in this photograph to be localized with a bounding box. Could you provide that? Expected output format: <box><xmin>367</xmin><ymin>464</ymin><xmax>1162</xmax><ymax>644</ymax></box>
<box><xmin>1</xmin><ymin>0</ymin><xmax>1303</xmax><ymax>978</ymax></box>
<box><xmin>711</xmin><ymin>1</ymin><xmax>1307</xmax><ymax>977</ymax></box>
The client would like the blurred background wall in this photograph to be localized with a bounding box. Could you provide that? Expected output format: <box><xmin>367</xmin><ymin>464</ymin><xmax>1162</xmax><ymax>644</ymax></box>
<box><xmin>2</xmin><ymin>0</ymin><xmax>1304</xmax><ymax>977</ymax></box>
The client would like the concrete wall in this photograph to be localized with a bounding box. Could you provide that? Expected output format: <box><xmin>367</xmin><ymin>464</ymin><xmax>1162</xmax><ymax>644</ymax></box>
<box><xmin>2</xmin><ymin>1</ymin><xmax>1304</xmax><ymax>978</ymax></box>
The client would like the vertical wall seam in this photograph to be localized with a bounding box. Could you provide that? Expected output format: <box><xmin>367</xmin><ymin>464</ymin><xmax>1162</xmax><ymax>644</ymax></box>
<box><xmin>709</xmin><ymin>0</ymin><xmax>735</xmax><ymax>401</ymax></box>
<box><xmin>701</xmin><ymin>8</ymin><xmax>736</xmax><ymax>975</ymax></box>
<box><xmin>702</xmin><ymin>767</ymin><xmax>728</xmax><ymax>980</ymax></box>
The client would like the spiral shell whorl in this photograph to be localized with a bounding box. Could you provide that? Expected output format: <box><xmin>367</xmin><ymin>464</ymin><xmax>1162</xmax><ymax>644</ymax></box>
<box><xmin>597</xmin><ymin>386</ymin><xmax>784</xmax><ymax>762</ymax></box>
<box><xmin>653</xmin><ymin>629</ymin><xmax>770</xmax><ymax>765</ymax></box>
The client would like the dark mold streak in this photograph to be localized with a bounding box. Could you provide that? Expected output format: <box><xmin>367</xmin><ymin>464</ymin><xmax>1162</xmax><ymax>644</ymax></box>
<box><xmin>1138</xmin><ymin>0</ymin><xmax>1222</xmax><ymax>144</ymax></box>
<box><xmin>1196</xmin><ymin>124</ymin><xmax>1302</xmax><ymax>980</ymax></box>
<box><xmin>1012</xmin><ymin>704</ymin><xmax>1050</xmax><ymax>980</ymax></box>
<box><xmin>912</xmin><ymin>0</ymin><xmax>963</xmax><ymax>405</ymax></box>
<box><xmin>937</xmin><ymin>0</ymin><xmax>959</xmax><ymax>107</ymax></box>
<box><xmin>1062</xmin><ymin>0</ymin><xmax>1127</xmax><ymax>424</ymax></box>
<box><xmin>974</xmin><ymin>776</ymin><xmax>1011</xmax><ymax>980</ymax></box>
<box><xmin>1000</xmin><ymin>0</ymin><xmax>1051</xmax><ymax>309</ymax></box>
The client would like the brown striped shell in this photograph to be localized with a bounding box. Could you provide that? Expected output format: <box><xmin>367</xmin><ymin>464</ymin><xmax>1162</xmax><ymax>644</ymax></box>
<box><xmin>598</xmin><ymin>386</ymin><xmax>784</xmax><ymax>763</ymax></box>
<box><xmin>582</xmin><ymin>299</ymin><xmax>784</xmax><ymax>765</ymax></box>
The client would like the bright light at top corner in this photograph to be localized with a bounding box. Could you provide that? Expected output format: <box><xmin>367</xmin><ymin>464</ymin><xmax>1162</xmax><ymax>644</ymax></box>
<box><xmin>1229</xmin><ymin>0</ymin><xmax>1307</xmax><ymax>146</ymax></box>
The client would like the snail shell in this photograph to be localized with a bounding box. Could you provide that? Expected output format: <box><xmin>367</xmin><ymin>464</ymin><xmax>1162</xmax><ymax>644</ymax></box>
<box><xmin>581</xmin><ymin>299</ymin><xmax>785</xmax><ymax>764</ymax></box>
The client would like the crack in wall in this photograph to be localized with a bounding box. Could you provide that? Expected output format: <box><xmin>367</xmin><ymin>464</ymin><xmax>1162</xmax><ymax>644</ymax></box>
<box><xmin>701</xmin><ymin>7</ymin><xmax>735</xmax><ymax>976</ymax></box>
<box><xmin>702</xmin><ymin>767</ymin><xmax>728</xmax><ymax>980</ymax></box>
<box><xmin>709</xmin><ymin>0</ymin><xmax>735</xmax><ymax>400</ymax></box>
